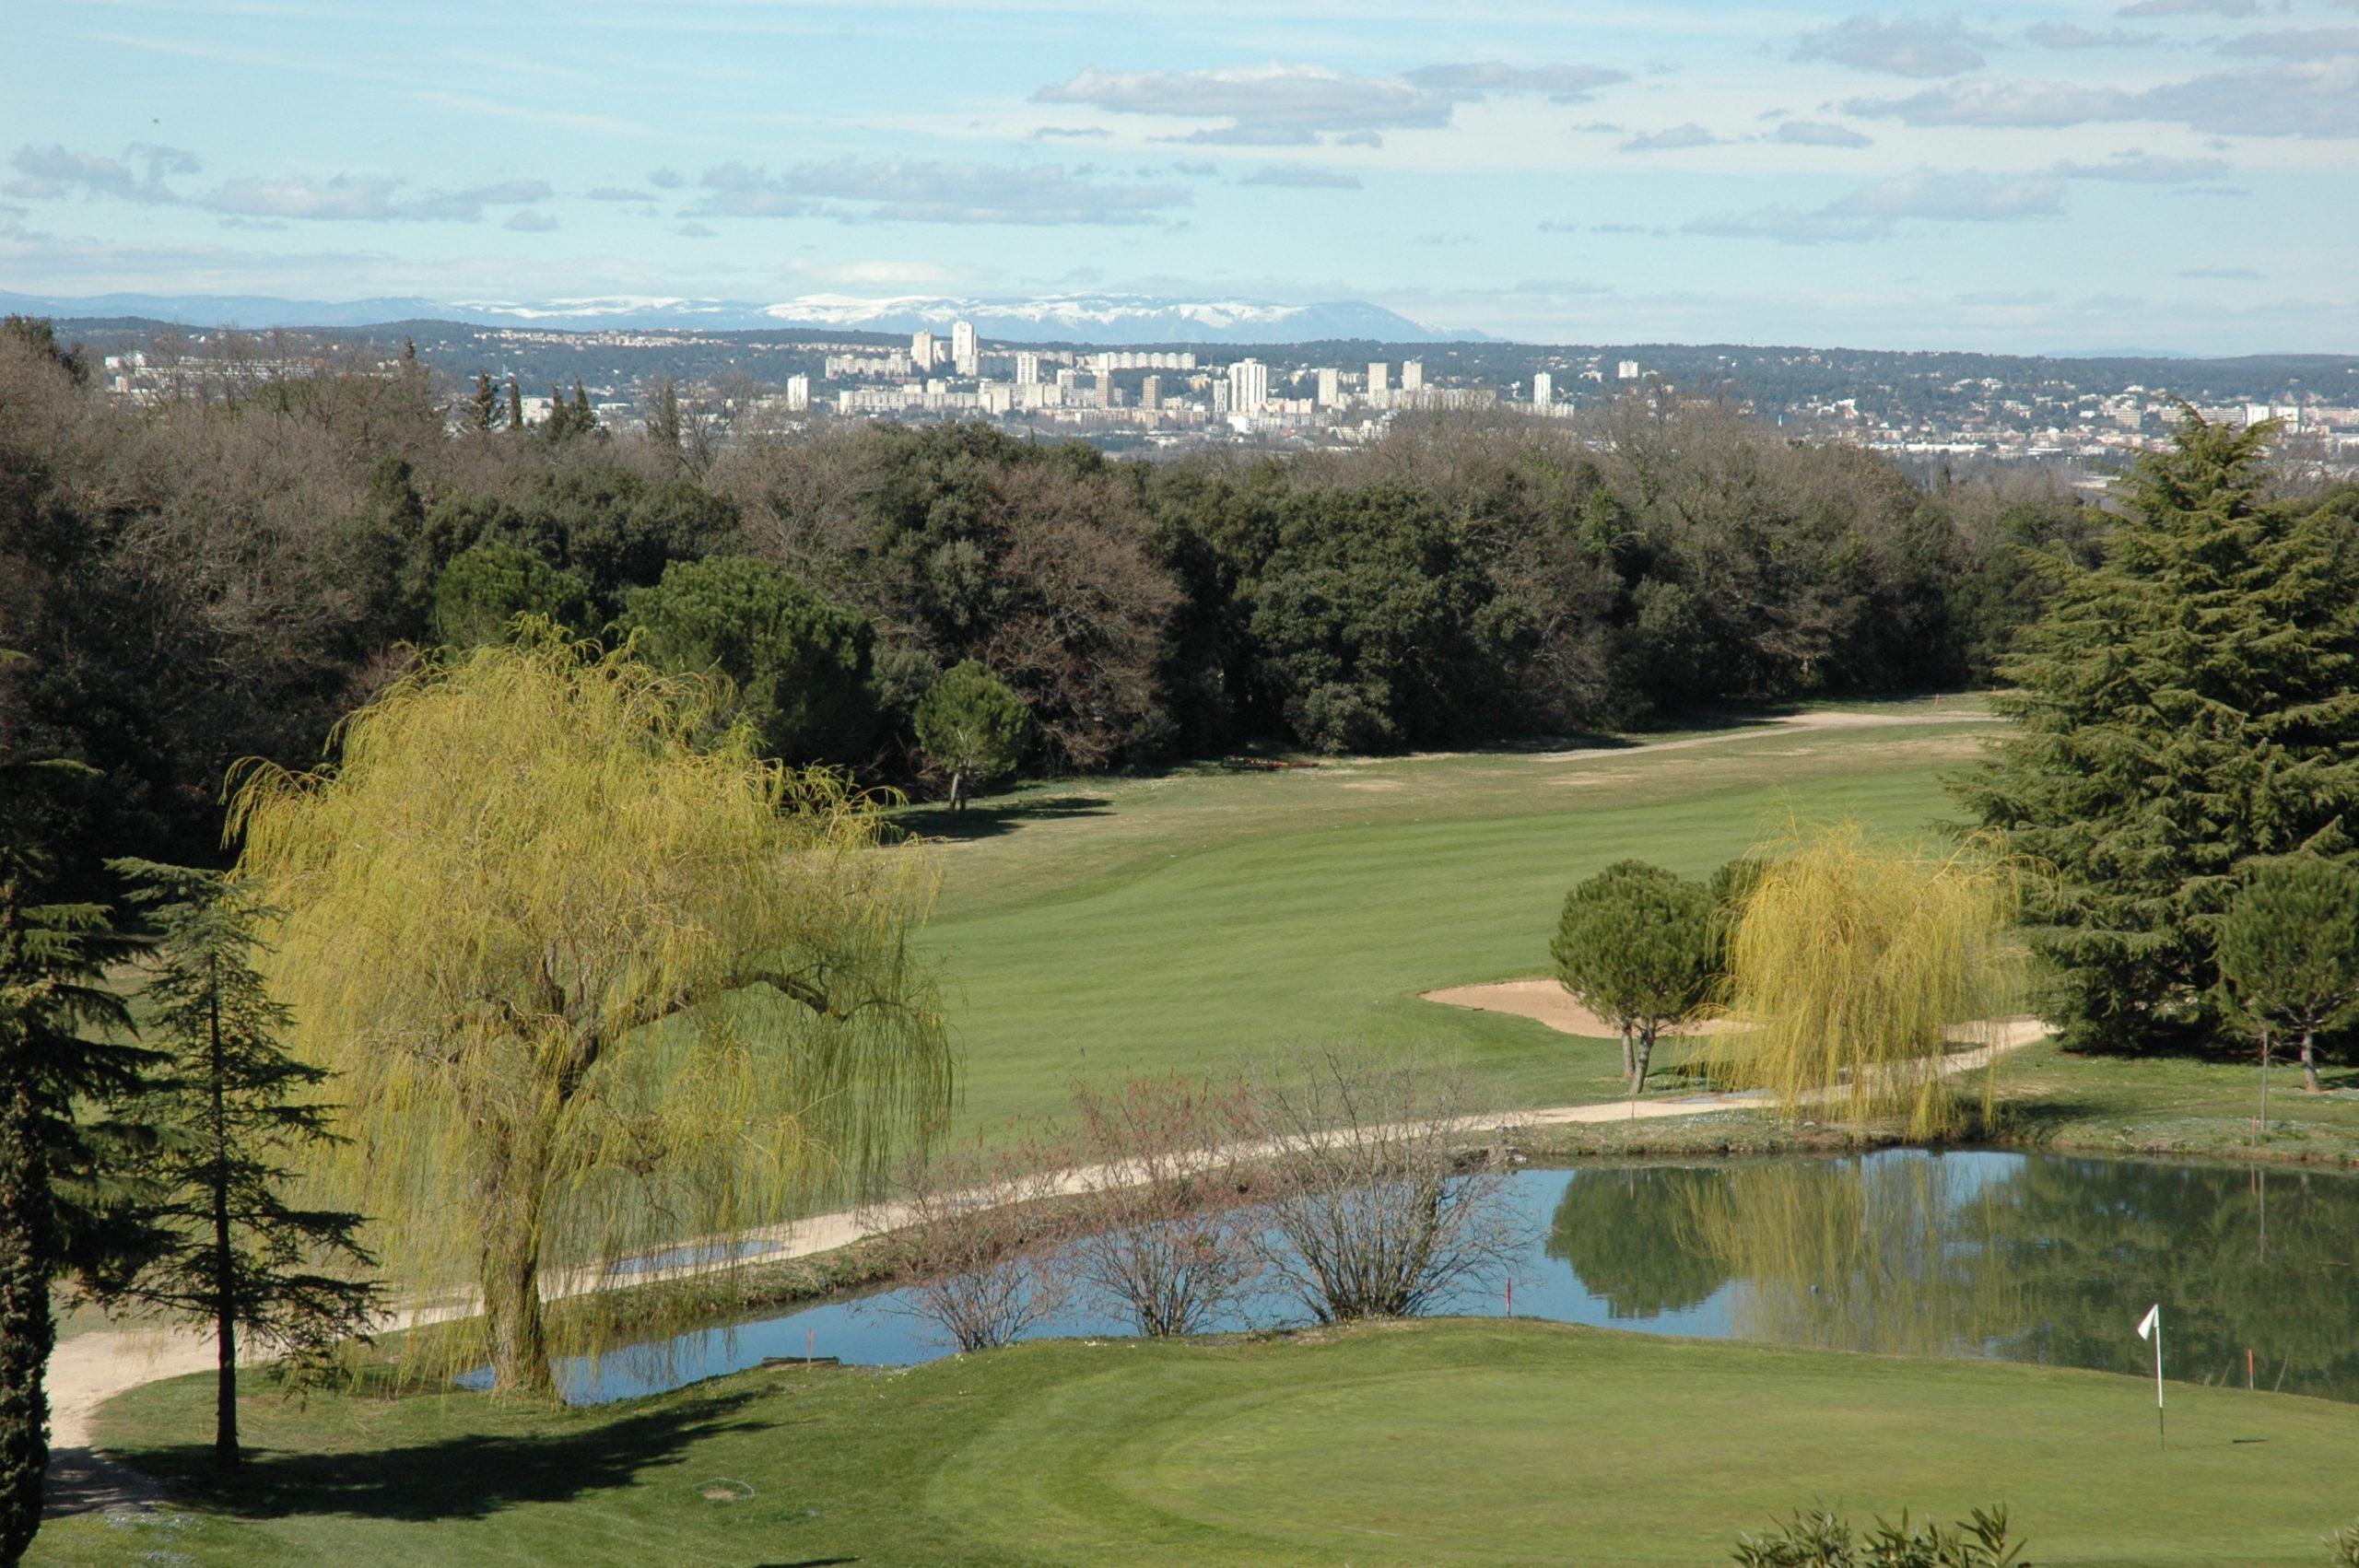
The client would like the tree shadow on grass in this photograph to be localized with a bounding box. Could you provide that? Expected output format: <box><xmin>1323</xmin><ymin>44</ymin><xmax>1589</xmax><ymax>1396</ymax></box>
<box><xmin>114</xmin><ymin>1387</ymin><xmax>787</xmax><ymax>1525</ymax></box>
<box><xmin>894</xmin><ymin>792</ymin><xmax>1109</xmax><ymax>843</ymax></box>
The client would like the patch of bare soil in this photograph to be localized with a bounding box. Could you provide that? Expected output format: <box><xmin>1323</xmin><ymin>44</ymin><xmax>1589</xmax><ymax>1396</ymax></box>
<box><xmin>1419</xmin><ymin>978</ymin><xmax>1743</xmax><ymax>1037</ymax></box>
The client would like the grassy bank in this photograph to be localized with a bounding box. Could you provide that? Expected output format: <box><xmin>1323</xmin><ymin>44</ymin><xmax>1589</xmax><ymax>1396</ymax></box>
<box><xmin>46</xmin><ymin>1317</ymin><xmax>2359</xmax><ymax>1566</ymax></box>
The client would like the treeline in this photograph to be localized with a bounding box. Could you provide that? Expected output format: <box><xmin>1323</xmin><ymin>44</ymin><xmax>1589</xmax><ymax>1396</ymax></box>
<box><xmin>6</xmin><ymin>315</ymin><xmax>2100</xmax><ymax>892</ymax></box>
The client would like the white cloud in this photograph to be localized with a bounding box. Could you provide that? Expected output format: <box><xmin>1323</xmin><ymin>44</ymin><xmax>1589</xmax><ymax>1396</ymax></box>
<box><xmin>2117</xmin><ymin>0</ymin><xmax>2259</xmax><ymax>15</ymax></box>
<box><xmin>1848</xmin><ymin>59</ymin><xmax>2359</xmax><ymax>137</ymax></box>
<box><xmin>2025</xmin><ymin>22</ymin><xmax>2160</xmax><ymax>48</ymax></box>
<box><xmin>693</xmin><ymin>158</ymin><xmax>1189</xmax><ymax>225</ymax></box>
<box><xmin>2053</xmin><ymin>152</ymin><xmax>2233</xmax><ymax>183</ymax></box>
<box><xmin>1621</xmin><ymin>123</ymin><xmax>1724</xmax><ymax>151</ymax></box>
<box><xmin>1031</xmin><ymin>60</ymin><xmax>1625</xmax><ymax>146</ymax></box>
<box><xmin>1770</xmin><ymin>120</ymin><xmax>1872</xmax><ymax>147</ymax></box>
<box><xmin>1792</xmin><ymin>15</ymin><xmax>1995</xmax><ymax>77</ymax></box>
<box><xmin>1690</xmin><ymin>167</ymin><xmax>2064</xmax><ymax>243</ymax></box>
<box><xmin>1238</xmin><ymin>166</ymin><xmax>1363</xmax><ymax>188</ymax></box>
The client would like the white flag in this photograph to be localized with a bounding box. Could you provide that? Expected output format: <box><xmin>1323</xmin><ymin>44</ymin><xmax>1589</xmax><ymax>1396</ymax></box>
<box><xmin>2137</xmin><ymin>1304</ymin><xmax>2159</xmax><ymax>1341</ymax></box>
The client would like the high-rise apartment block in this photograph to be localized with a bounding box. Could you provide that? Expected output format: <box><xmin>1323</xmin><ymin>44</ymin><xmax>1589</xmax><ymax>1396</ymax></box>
<box><xmin>1532</xmin><ymin>371</ymin><xmax>1552</xmax><ymax>410</ymax></box>
<box><xmin>910</xmin><ymin>330</ymin><xmax>937</xmax><ymax>372</ymax></box>
<box><xmin>1402</xmin><ymin>359</ymin><xmax>1424</xmax><ymax>393</ymax></box>
<box><xmin>1015</xmin><ymin>351</ymin><xmax>1041</xmax><ymax>386</ymax></box>
<box><xmin>1368</xmin><ymin>361</ymin><xmax>1390</xmax><ymax>397</ymax></box>
<box><xmin>1316</xmin><ymin>368</ymin><xmax>1340</xmax><ymax>407</ymax></box>
<box><xmin>785</xmin><ymin>373</ymin><xmax>811</xmax><ymax>412</ymax></box>
<box><xmin>1226</xmin><ymin>357</ymin><xmax>1269</xmax><ymax>414</ymax></box>
<box><xmin>952</xmin><ymin>320</ymin><xmax>978</xmax><ymax>377</ymax></box>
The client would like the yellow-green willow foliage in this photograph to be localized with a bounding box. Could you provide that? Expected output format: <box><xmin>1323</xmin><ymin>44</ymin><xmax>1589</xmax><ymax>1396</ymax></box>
<box><xmin>1680</xmin><ymin>1156</ymin><xmax>2029</xmax><ymax>1359</ymax></box>
<box><xmin>1706</xmin><ymin>825</ymin><xmax>2024</xmax><ymax>1139</ymax></box>
<box><xmin>229</xmin><ymin>633</ymin><xmax>949</xmax><ymax>1395</ymax></box>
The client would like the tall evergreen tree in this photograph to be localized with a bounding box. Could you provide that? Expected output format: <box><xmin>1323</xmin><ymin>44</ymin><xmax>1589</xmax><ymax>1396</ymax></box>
<box><xmin>469</xmin><ymin>371</ymin><xmax>498</xmax><ymax>433</ymax></box>
<box><xmin>1955</xmin><ymin>415</ymin><xmax>2359</xmax><ymax>1053</ymax></box>
<box><xmin>0</xmin><ymin>839</ymin><xmax>151</xmax><ymax>1561</ymax></box>
<box><xmin>648</xmin><ymin>376</ymin><xmax>683</xmax><ymax>458</ymax></box>
<box><xmin>505</xmin><ymin>375</ymin><xmax>524</xmax><ymax>434</ymax></box>
<box><xmin>109</xmin><ymin>861</ymin><xmax>378</xmax><ymax>1466</ymax></box>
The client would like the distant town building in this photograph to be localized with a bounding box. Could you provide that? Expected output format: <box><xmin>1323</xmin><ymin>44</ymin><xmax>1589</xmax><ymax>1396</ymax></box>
<box><xmin>1141</xmin><ymin>375</ymin><xmax>1162</xmax><ymax>411</ymax></box>
<box><xmin>1015</xmin><ymin>352</ymin><xmax>1041</xmax><ymax>386</ymax></box>
<box><xmin>1316</xmin><ymin>368</ymin><xmax>1340</xmax><ymax>407</ymax></box>
<box><xmin>911</xmin><ymin>330</ymin><xmax>938</xmax><ymax>373</ymax></box>
<box><xmin>1402</xmin><ymin>359</ymin><xmax>1424</xmax><ymax>394</ymax></box>
<box><xmin>1532</xmin><ymin>371</ymin><xmax>1553</xmax><ymax>410</ymax></box>
<box><xmin>785</xmin><ymin>373</ymin><xmax>811</xmax><ymax>412</ymax></box>
<box><xmin>1368</xmin><ymin>361</ymin><xmax>1390</xmax><ymax>397</ymax></box>
<box><xmin>1227</xmin><ymin>357</ymin><xmax>1269</xmax><ymax>414</ymax></box>
<box><xmin>952</xmin><ymin>320</ymin><xmax>978</xmax><ymax>377</ymax></box>
<box><xmin>1089</xmin><ymin>350</ymin><xmax>1197</xmax><ymax>371</ymax></box>
<box><xmin>1617</xmin><ymin>359</ymin><xmax>1640</xmax><ymax>380</ymax></box>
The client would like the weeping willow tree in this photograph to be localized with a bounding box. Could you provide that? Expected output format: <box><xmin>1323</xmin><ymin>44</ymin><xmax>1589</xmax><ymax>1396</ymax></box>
<box><xmin>1706</xmin><ymin>825</ymin><xmax>2025</xmax><ymax>1138</ymax></box>
<box><xmin>229</xmin><ymin>633</ymin><xmax>950</xmax><ymax>1396</ymax></box>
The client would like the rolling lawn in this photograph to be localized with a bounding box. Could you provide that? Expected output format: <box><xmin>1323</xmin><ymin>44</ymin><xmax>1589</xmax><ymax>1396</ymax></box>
<box><xmin>51</xmin><ymin>1318</ymin><xmax>2359</xmax><ymax>1566</ymax></box>
<box><xmin>906</xmin><ymin>702</ymin><xmax>1999</xmax><ymax>1132</ymax></box>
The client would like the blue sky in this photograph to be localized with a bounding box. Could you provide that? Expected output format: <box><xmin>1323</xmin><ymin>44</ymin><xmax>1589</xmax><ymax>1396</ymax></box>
<box><xmin>4</xmin><ymin>0</ymin><xmax>2355</xmax><ymax>352</ymax></box>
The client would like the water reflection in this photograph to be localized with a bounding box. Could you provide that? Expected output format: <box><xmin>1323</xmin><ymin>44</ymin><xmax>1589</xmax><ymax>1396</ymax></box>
<box><xmin>1550</xmin><ymin>1151</ymin><xmax>2359</xmax><ymax>1399</ymax></box>
<box><xmin>540</xmin><ymin>1151</ymin><xmax>2359</xmax><ymax>1406</ymax></box>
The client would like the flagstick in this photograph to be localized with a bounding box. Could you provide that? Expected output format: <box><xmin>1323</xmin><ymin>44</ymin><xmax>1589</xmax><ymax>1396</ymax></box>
<box><xmin>2154</xmin><ymin>1313</ymin><xmax>2166</xmax><ymax>1451</ymax></box>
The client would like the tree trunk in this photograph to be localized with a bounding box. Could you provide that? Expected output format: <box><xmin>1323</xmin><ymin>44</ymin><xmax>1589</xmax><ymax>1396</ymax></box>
<box><xmin>2301</xmin><ymin>1026</ymin><xmax>2321</xmax><ymax>1094</ymax></box>
<box><xmin>1629</xmin><ymin>1026</ymin><xmax>1656</xmax><ymax>1097</ymax></box>
<box><xmin>208</xmin><ymin>959</ymin><xmax>239</xmax><ymax>1466</ymax></box>
<box><xmin>1618</xmin><ymin>1025</ymin><xmax>1634</xmax><ymax>1082</ymax></box>
<box><xmin>950</xmin><ymin>769</ymin><xmax>966</xmax><ymax>813</ymax></box>
<box><xmin>476</xmin><ymin>1110</ymin><xmax>557</xmax><ymax>1398</ymax></box>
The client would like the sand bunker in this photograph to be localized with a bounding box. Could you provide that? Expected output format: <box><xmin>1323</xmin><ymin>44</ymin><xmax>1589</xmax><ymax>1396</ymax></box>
<box><xmin>1420</xmin><ymin>978</ymin><xmax>1743</xmax><ymax>1038</ymax></box>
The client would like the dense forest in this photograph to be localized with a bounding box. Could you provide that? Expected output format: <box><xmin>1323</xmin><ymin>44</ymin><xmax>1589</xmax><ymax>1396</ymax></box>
<box><xmin>0</xmin><ymin>312</ymin><xmax>2261</xmax><ymax>900</ymax></box>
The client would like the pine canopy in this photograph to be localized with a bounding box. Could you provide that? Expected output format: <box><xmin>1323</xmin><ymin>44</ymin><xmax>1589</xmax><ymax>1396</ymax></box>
<box><xmin>1954</xmin><ymin>415</ymin><xmax>2359</xmax><ymax>1053</ymax></box>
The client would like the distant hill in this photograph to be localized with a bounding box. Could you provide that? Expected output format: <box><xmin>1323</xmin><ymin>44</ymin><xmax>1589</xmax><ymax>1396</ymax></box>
<box><xmin>0</xmin><ymin>289</ymin><xmax>1477</xmax><ymax>345</ymax></box>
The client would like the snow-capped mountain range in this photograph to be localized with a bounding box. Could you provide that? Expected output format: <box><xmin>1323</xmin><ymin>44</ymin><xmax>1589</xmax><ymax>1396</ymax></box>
<box><xmin>2</xmin><ymin>290</ymin><xmax>1487</xmax><ymax>345</ymax></box>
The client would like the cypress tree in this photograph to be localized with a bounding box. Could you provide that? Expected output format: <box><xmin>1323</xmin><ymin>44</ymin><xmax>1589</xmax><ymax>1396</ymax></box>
<box><xmin>108</xmin><ymin>861</ymin><xmax>378</xmax><ymax>1467</ymax></box>
<box><xmin>470</xmin><ymin>372</ymin><xmax>497</xmax><ymax>433</ymax></box>
<box><xmin>506</xmin><ymin>375</ymin><xmax>524</xmax><ymax>433</ymax></box>
<box><xmin>0</xmin><ymin>848</ymin><xmax>151</xmax><ymax>1560</ymax></box>
<box><xmin>1954</xmin><ymin>415</ymin><xmax>2359</xmax><ymax>1053</ymax></box>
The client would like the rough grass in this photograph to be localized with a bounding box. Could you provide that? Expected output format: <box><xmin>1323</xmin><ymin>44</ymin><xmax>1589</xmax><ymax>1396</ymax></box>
<box><xmin>46</xmin><ymin>1318</ymin><xmax>2359</xmax><ymax>1566</ymax></box>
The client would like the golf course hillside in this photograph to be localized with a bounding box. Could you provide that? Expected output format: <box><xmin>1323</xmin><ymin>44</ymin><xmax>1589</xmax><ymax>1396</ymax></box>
<box><xmin>64</xmin><ymin>1319</ymin><xmax>2359</xmax><ymax>1567</ymax></box>
<box><xmin>910</xmin><ymin>700</ymin><xmax>2001</xmax><ymax>1132</ymax></box>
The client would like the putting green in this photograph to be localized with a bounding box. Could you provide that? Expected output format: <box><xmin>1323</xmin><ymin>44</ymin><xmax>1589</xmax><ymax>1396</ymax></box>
<box><xmin>64</xmin><ymin>1320</ymin><xmax>2359</xmax><ymax>1565</ymax></box>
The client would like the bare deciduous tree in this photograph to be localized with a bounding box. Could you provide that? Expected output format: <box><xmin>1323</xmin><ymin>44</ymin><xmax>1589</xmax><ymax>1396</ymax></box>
<box><xmin>1067</xmin><ymin>1076</ymin><xmax>1262</xmax><ymax>1338</ymax></box>
<box><xmin>865</xmin><ymin>1137</ymin><xmax>1074</xmax><ymax>1353</ymax></box>
<box><xmin>1235</xmin><ymin>1047</ymin><xmax>1526</xmax><ymax>1324</ymax></box>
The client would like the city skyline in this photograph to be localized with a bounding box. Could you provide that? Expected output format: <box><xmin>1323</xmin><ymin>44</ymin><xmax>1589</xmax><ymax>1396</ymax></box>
<box><xmin>5</xmin><ymin>0</ymin><xmax>2355</xmax><ymax>355</ymax></box>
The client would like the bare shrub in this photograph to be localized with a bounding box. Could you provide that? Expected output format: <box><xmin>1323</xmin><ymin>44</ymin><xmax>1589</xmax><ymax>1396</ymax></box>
<box><xmin>1067</xmin><ymin>1075</ymin><xmax>1262</xmax><ymax>1338</ymax></box>
<box><xmin>1236</xmin><ymin>1047</ymin><xmax>1526</xmax><ymax>1324</ymax></box>
<box><xmin>863</xmin><ymin>1137</ymin><xmax>1074</xmax><ymax>1353</ymax></box>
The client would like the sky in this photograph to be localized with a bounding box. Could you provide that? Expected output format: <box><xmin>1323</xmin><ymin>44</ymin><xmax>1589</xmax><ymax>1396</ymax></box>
<box><xmin>3</xmin><ymin>0</ymin><xmax>2356</xmax><ymax>353</ymax></box>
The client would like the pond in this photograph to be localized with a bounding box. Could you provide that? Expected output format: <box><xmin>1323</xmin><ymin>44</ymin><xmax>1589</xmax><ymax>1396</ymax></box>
<box><xmin>530</xmin><ymin>1149</ymin><xmax>2359</xmax><ymax>1407</ymax></box>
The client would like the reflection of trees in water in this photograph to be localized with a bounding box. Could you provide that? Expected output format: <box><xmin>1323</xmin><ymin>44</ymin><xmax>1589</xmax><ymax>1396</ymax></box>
<box><xmin>1548</xmin><ymin>1153</ymin><xmax>2359</xmax><ymax>1403</ymax></box>
<box><xmin>1972</xmin><ymin>1157</ymin><xmax>2359</xmax><ymax>1399</ymax></box>
<box><xmin>1546</xmin><ymin>1166</ymin><xmax>1731</xmax><ymax>1318</ymax></box>
<box><xmin>1686</xmin><ymin>1154</ymin><xmax>2030</xmax><ymax>1359</ymax></box>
